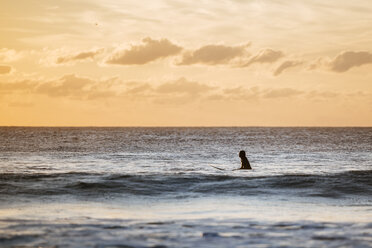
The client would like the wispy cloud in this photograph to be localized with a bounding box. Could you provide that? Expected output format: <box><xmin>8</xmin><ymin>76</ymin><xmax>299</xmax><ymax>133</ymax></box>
<box><xmin>208</xmin><ymin>86</ymin><xmax>303</xmax><ymax>101</ymax></box>
<box><xmin>239</xmin><ymin>49</ymin><xmax>284</xmax><ymax>67</ymax></box>
<box><xmin>36</xmin><ymin>74</ymin><xmax>95</xmax><ymax>98</ymax></box>
<box><xmin>0</xmin><ymin>80</ymin><xmax>36</xmax><ymax>93</ymax></box>
<box><xmin>273</xmin><ymin>60</ymin><xmax>302</xmax><ymax>76</ymax></box>
<box><xmin>177</xmin><ymin>43</ymin><xmax>250</xmax><ymax>65</ymax></box>
<box><xmin>8</xmin><ymin>102</ymin><xmax>34</xmax><ymax>108</ymax></box>
<box><xmin>55</xmin><ymin>48</ymin><xmax>104</xmax><ymax>64</ymax></box>
<box><xmin>1</xmin><ymin>74</ymin><xmax>365</xmax><ymax>107</ymax></box>
<box><xmin>124</xmin><ymin>82</ymin><xmax>152</xmax><ymax>95</ymax></box>
<box><xmin>106</xmin><ymin>37</ymin><xmax>182</xmax><ymax>65</ymax></box>
<box><xmin>306</xmin><ymin>90</ymin><xmax>339</xmax><ymax>99</ymax></box>
<box><xmin>0</xmin><ymin>74</ymin><xmax>119</xmax><ymax>100</ymax></box>
<box><xmin>122</xmin><ymin>78</ymin><xmax>216</xmax><ymax>105</ymax></box>
<box><xmin>155</xmin><ymin>77</ymin><xmax>215</xmax><ymax>95</ymax></box>
<box><xmin>262</xmin><ymin>88</ymin><xmax>303</xmax><ymax>98</ymax></box>
<box><xmin>0</xmin><ymin>48</ymin><xmax>23</xmax><ymax>62</ymax></box>
<box><xmin>0</xmin><ymin>74</ymin><xmax>215</xmax><ymax>104</ymax></box>
<box><xmin>37</xmin><ymin>74</ymin><xmax>119</xmax><ymax>100</ymax></box>
<box><xmin>154</xmin><ymin>78</ymin><xmax>217</xmax><ymax>105</ymax></box>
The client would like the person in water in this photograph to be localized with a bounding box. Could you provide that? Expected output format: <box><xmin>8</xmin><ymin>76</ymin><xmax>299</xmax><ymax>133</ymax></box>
<box><xmin>239</xmin><ymin>150</ymin><xmax>252</xmax><ymax>169</ymax></box>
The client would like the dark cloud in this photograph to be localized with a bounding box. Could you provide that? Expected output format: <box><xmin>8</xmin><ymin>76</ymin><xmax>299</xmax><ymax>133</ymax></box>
<box><xmin>273</xmin><ymin>60</ymin><xmax>302</xmax><ymax>76</ymax></box>
<box><xmin>177</xmin><ymin>43</ymin><xmax>250</xmax><ymax>65</ymax></box>
<box><xmin>106</xmin><ymin>37</ymin><xmax>182</xmax><ymax>65</ymax></box>
<box><xmin>56</xmin><ymin>49</ymin><xmax>103</xmax><ymax>64</ymax></box>
<box><xmin>240</xmin><ymin>49</ymin><xmax>284</xmax><ymax>67</ymax></box>
<box><xmin>0</xmin><ymin>65</ymin><xmax>12</xmax><ymax>74</ymax></box>
<box><xmin>328</xmin><ymin>51</ymin><xmax>372</xmax><ymax>72</ymax></box>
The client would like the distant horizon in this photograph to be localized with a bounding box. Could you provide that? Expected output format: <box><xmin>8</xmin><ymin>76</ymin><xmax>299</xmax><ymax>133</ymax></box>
<box><xmin>1</xmin><ymin>125</ymin><xmax>371</xmax><ymax>128</ymax></box>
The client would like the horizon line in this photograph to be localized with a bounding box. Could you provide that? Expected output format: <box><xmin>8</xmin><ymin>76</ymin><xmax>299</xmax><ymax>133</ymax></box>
<box><xmin>0</xmin><ymin>125</ymin><xmax>371</xmax><ymax>128</ymax></box>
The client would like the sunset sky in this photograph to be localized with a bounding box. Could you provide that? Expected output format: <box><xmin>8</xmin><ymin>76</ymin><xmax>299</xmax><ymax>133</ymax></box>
<box><xmin>1</xmin><ymin>0</ymin><xmax>371</xmax><ymax>126</ymax></box>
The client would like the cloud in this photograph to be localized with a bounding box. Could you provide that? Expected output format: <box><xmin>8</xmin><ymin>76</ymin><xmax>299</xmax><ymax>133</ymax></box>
<box><xmin>106</xmin><ymin>37</ymin><xmax>182</xmax><ymax>65</ymax></box>
<box><xmin>177</xmin><ymin>43</ymin><xmax>250</xmax><ymax>65</ymax></box>
<box><xmin>273</xmin><ymin>60</ymin><xmax>302</xmax><ymax>76</ymax></box>
<box><xmin>0</xmin><ymin>80</ymin><xmax>36</xmax><ymax>93</ymax></box>
<box><xmin>56</xmin><ymin>49</ymin><xmax>103</xmax><ymax>64</ymax></box>
<box><xmin>222</xmin><ymin>86</ymin><xmax>260</xmax><ymax>101</ymax></box>
<box><xmin>0</xmin><ymin>48</ymin><xmax>23</xmax><ymax>62</ymax></box>
<box><xmin>121</xmin><ymin>78</ymin><xmax>216</xmax><ymax>105</ymax></box>
<box><xmin>208</xmin><ymin>87</ymin><xmax>303</xmax><ymax>101</ymax></box>
<box><xmin>328</xmin><ymin>51</ymin><xmax>372</xmax><ymax>72</ymax></box>
<box><xmin>0</xmin><ymin>74</ymin><xmax>214</xmax><ymax>104</ymax></box>
<box><xmin>40</xmin><ymin>48</ymin><xmax>104</xmax><ymax>66</ymax></box>
<box><xmin>240</xmin><ymin>49</ymin><xmax>284</xmax><ymax>67</ymax></box>
<box><xmin>0</xmin><ymin>65</ymin><xmax>12</xmax><ymax>74</ymax></box>
<box><xmin>36</xmin><ymin>74</ymin><xmax>94</xmax><ymax>97</ymax></box>
<box><xmin>37</xmin><ymin>74</ymin><xmax>118</xmax><ymax>99</ymax></box>
<box><xmin>307</xmin><ymin>58</ymin><xmax>325</xmax><ymax>71</ymax></box>
<box><xmin>307</xmin><ymin>90</ymin><xmax>339</xmax><ymax>99</ymax></box>
<box><xmin>156</xmin><ymin>77</ymin><xmax>214</xmax><ymax>95</ymax></box>
<box><xmin>0</xmin><ymin>74</ymin><xmax>118</xmax><ymax>100</ymax></box>
<box><xmin>8</xmin><ymin>102</ymin><xmax>34</xmax><ymax>108</ymax></box>
<box><xmin>125</xmin><ymin>82</ymin><xmax>152</xmax><ymax>95</ymax></box>
<box><xmin>205</xmin><ymin>86</ymin><xmax>260</xmax><ymax>102</ymax></box>
<box><xmin>262</xmin><ymin>88</ymin><xmax>303</xmax><ymax>98</ymax></box>
<box><xmin>2</xmin><ymin>74</ymin><xmax>353</xmax><ymax>108</ymax></box>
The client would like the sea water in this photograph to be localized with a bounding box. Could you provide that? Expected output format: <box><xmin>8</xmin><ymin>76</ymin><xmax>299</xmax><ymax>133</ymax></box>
<box><xmin>0</xmin><ymin>127</ymin><xmax>371</xmax><ymax>247</ymax></box>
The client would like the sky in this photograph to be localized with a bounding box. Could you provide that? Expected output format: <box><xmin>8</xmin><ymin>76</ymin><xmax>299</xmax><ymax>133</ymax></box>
<box><xmin>0</xmin><ymin>0</ymin><xmax>372</xmax><ymax>126</ymax></box>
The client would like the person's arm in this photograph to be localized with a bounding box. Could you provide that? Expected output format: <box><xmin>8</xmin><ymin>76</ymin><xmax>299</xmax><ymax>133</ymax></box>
<box><xmin>241</xmin><ymin>157</ymin><xmax>252</xmax><ymax>169</ymax></box>
<box><xmin>246</xmin><ymin>159</ymin><xmax>252</xmax><ymax>169</ymax></box>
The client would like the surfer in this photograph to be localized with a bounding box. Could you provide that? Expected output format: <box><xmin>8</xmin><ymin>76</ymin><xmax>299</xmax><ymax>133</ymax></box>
<box><xmin>239</xmin><ymin>150</ymin><xmax>251</xmax><ymax>170</ymax></box>
<box><xmin>209</xmin><ymin>150</ymin><xmax>252</xmax><ymax>171</ymax></box>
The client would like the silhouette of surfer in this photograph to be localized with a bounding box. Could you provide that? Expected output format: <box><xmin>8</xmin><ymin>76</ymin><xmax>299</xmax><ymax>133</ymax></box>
<box><xmin>239</xmin><ymin>150</ymin><xmax>251</xmax><ymax>170</ymax></box>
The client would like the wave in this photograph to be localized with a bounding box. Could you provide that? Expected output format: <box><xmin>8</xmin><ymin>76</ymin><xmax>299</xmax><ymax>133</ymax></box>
<box><xmin>1</xmin><ymin>170</ymin><xmax>371</xmax><ymax>198</ymax></box>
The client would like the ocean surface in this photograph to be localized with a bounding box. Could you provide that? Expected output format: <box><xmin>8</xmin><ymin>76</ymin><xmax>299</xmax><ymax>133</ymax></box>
<box><xmin>0</xmin><ymin>127</ymin><xmax>371</xmax><ymax>247</ymax></box>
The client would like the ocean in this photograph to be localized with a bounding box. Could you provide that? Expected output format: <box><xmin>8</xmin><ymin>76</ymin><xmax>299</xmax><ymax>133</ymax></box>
<box><xmin>0</xmin><ymin>127</ymin><xmax>371</xmax><ymax>247</ymax></box>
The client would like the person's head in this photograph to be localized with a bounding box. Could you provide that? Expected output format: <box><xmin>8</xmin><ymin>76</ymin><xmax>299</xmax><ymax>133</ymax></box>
<box><xmin>239</xmin><ymin>150</ymin><xmax>246</xmax><ymax>158</ymax></box>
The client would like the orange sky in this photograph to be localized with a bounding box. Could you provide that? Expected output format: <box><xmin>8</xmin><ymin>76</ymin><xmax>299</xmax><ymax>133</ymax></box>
<box><xmin>1</xmin><ymin>0</ymin><xmax>371</xmax><ymax>126</ymax></box>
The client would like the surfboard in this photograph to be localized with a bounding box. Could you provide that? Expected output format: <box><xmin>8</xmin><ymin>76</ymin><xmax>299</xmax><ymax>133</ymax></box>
<box><xmin>208</xmin><ymin>165</ymin><xmax>225</xmax><ymax>171</ymax></box>
<box><xmin>209</xmin><ymin>165</ymin><xmax>251</xmax><ymax>171</ymax></box>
